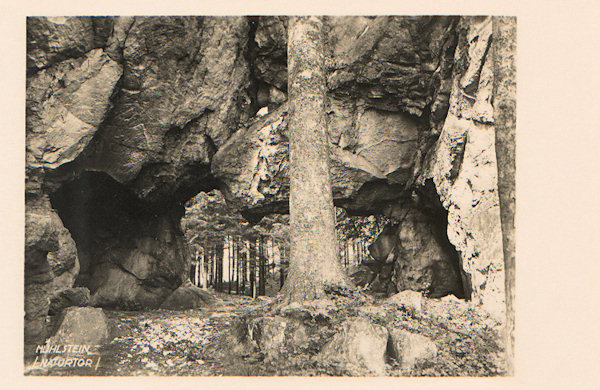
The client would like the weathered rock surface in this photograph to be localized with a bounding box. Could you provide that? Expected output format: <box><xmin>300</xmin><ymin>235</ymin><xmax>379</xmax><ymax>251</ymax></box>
<box><xmin>160</xmin><ymin>285</ymin><xmax>220</xmax><ymax>310</ymax></box>
<box><xmin>47</xmin><ymin>307</ymin><xmax>111</xmax><ymax>346</ymax></box>
<box><xmin>253</xmin><ymin>16</ymin><xmax>458</xmax><ymax>118</ymax></box>
<box><xmin>393</xmin><ymin>207</ymin><xmax>464</xmax><ymax>298</ymax></box>
<box><xmin>25</xmin><ymin>195</ymin><xmax>80</xmax><ymax>345</ymax></box>
<box><xmin>212</xmin><ymin>102</ymin><xmax>421</xmax><ymax>216</ymax></box>
<box><xmin>249</xmin><ymin>316</ymin><xmax>288</xmax><ymax>357</ymax></box>
<box><xmin>48</xmin><ymin>287</ymin><xmax>90</xmax><ymax>315</ymax></box>
<box><xmin>27</xmin><ymin>16</ymin><xmax>113</xmax><ymax>72</ymax></box>
<box><xmin>419</xmin><ymin>16</ymin><xmax>505</xmax><ymax>319</ymax></box>
<box><xmin>319</xmin><ymin>317</ymin><xmax>388</xmax><ymax>375</ymax></box>
<box><xmin>78</xmin><ymin>16</ymin><xmax>253</xmax><ymax>202</ymax></box>
<box><xmin>254</xmin><ymin>16</ymin><xmax>288</xmax><ymax>92</ymax></box>
<box><xmin>26</xmin><ymin>48</ymin><xmax>122</xmax><ymax>169</ymax></box>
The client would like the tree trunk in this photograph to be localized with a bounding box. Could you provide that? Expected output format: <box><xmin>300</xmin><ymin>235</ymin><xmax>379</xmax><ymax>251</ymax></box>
<box><xmin>235</xmin><ymin>237</ymin><xmax>240</xmax><ymax>294</ymax></box>
<box><xmin>216</xmin><ymin>240</ymin><xmax>223</xmax><ymax>292</ymax></box>
<box><xmin>249</xmin><ymin>238</ymin><xmax>256</xmax><ymax>298</ymax></box>
<box><xmin>279</xmin><ymin>16</ymin><xmax>349</xmax><ymax>304</ymax></box>
<box><xmin>242</xmin><ymin>240</ymin><xmax>248</xmax><ymax>294</ymax></box>
<box><xmin>259</xmin><ymin>236</ymin><xmax>266</xmax><ymax>296</ymax></box>
<box><xmin>493</xmin><ymin>16</ymin><xmax>517</xmax><ymax>376</ymax></box>
<box><xmin>227</xmin><ymin>236</ymin><xmax>232</xmax><ymax>294</ymax></box>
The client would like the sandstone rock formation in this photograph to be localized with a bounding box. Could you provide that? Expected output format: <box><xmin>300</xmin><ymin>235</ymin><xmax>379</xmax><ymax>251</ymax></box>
<box><xmin>25</xmin><ymin>16</ymin><xmax>254</xmax><ymax>342</ymax></box>
<box><xmin>25</xmin><ymin>15</ymin><xmax>515</xmax><ymax>344</ymax></box>
<box><xmin>418</xmin><ymin>17</ymin><xmax>506</xmax><ymax>319</ymax></box>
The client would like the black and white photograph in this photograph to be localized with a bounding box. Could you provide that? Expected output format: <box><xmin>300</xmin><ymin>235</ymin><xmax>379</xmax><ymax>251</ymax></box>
<box><xmin>2</xmin><ymin>1</ymin><xmax>599</xmax><ymax>388</ymax></box>
<box><xmin>22</xmin><ymin>14</ymin><xmax>516</xmax><ymax>377</ymax></box>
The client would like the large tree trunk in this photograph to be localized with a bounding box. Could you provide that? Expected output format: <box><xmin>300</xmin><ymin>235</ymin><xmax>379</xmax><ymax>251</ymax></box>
<box><xmin>279</xmin><ymin>16</ymin><xmax>349</xmax><ymax>304</ymax></box>
<box><xmin>493</xmin><ymin>16</ymin><xmax>517</xmax><ymax>375</ymax></box>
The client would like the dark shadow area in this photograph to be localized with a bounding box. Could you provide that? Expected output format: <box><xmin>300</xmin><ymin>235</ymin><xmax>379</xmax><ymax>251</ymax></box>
<box><xmin>49</xmin><ymin>171</ymin><xmax>190</xmax><ymax>309</ymax></box>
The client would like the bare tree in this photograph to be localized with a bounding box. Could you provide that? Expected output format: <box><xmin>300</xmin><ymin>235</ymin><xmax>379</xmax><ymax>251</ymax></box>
<box><xmin>279</xmin><ymin>16</ymin><xmax>349</xmax><ymax>304</ymax></box>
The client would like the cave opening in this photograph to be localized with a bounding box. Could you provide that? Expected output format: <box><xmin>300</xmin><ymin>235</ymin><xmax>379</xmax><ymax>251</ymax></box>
<box><xmin>181</xmin><ymin>177</ymin><xmax>471</xmax><ymax>302</ymax></box>
<box><xmin>49</xmin><ymin>171</ymin><xmax>191</xmax><ymax>309</ymax></box>
<box><xmin>340</xmin><ymin>179</ymin><xmax>471</xmax><ymax>301</ymax></box>
<box><xmin>47</xmin><ymin>168</ymin><xmax>469</xmax><ymax>306</ymax></box>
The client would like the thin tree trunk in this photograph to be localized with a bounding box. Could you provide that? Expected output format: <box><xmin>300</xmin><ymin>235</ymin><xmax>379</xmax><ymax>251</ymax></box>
<box><xmin>228</xmin><ymin>236</ymin><xmax>232</xmax><ymax>294</ymax></box>
<box><xmin>280</xmin><ymin>16</ymin><xmax>349</xmax><ymax>304</ymax></box>
<box><xmin>210</xmin><ymin>244</ymin><xmax>215</xmax><ymax>288</ymax></box>
<box><xmin>216</xmin><ymin>240</ymin><xmax>223</xmax><ymax>292</ymax></box>
<box><xmin>242</xmin><ymin>240</ymin><xmax>248</xmax><ymax>295</ymax></box>
<box><xmin>235</xmin><ymin>237</ymin><xmax>239</xmax><ymax>294</ymax></box>
<box><xmin>279</xmin><ymin>244</ymin><xmax>284</xmax><ymax>289</ymax></box>
<box><xmin>200</xmin><ymin>248</ymin><xmax>205</xmax><ymax>288</ymax></box>
<box><xmin>195</xmin><ymin>252</ymin><xmax>199</xmax><ymax>286</ymax></box>
<box><xmin>249</xmin><ymin>238</ymin><xmax>256</xmax><ymax>298</ymax></box>
<box><xmin>259</xmin><ymin>236</ymin><xmax>265</xmax><ymax>296</ymax></box>
<box><xmin>493</xmin><ymin>16</ymin><xmax>517</xmax><ymax>376</ymax></box>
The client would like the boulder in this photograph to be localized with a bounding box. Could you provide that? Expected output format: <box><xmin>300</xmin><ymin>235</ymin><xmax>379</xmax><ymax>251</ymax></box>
<box><xmin>249</xmin><ymin>316</ymin><xmax>288</xmax><ymax>357</ymax></box>
<box><xmin>230</xmin><ymin>315</ymin><xmax>312</xmax><ymax>358</ymax></box>
<box><xmin>388</xmin><ymin>328</ymin><xmax>437</xmax><ymax>370</ymax></box>
<box><xmin>319</xmin><ymin>317</ymin><xmax>389</xmax><ymax>375</ymax></box>
<box><xmin>47</xmin><ymin>307</ymin><xmax>110</xmax><ymax>346</ymax></box>
<box><xmin>160</xmin><ymin>285</ymin><xmax>220</xmax><ymax>310</ymax></box>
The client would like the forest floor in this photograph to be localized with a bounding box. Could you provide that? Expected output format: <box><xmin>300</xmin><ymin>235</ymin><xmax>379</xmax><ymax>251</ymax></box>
<box><xmin>25</xmin><ymin>290</ymin><xmax>507</xmax><ymax>377</ymax></box>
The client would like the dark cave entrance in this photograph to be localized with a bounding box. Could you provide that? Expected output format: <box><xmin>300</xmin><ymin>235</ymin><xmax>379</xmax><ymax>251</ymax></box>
<box><xmin>342</xmin><ymin>179</ymin><xmax>471</xmax><ymax>301</ymax></box>
<box><xmin>49</xmin><ymin>171</ymin><xmax>190</xmax><ymax>309</ymax></box>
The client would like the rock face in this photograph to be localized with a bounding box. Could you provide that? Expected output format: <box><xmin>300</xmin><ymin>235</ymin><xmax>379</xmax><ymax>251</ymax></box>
<box><xmin>78</xmin><ymin>17</ymin><xmax>253</xmax><ymax>200</ymax></box>
<box><xmin>393</xmin><ymin>207</ymin><xmax>465</xmax><ymax>298</ymax></box>
<box><xmin>25</xmin><ymin>16</ymin><xmax>254</xmax><ymax>341</ymax></box>
<box><xmin>25</xmin><ymin>16</ymin><xmax>514</xmax><ymax>340</ymax></box>
<box><xmin>419</xmin><ymin>17</ymin><xmax>506</xmax><ymax>319</ymax></box>
<box><xmin>25</xmin><ymin>195</ymin><xmax>80</xmax><ymax>345</ymax></box>
<box><xmin>253</xmin><ymin>16</ymin><xmax>458</xmax><ymax>118</ymax></box>
<box><xmin>26</xmin><ymin>48</ymin><xmax>122</xmax><ymax>169</ymax></box>
<box><xmin>212</xmin><ymin>102</ymin><xmax>422</xmax><ymax>217</ymax></box>
<box><xmin>48</xmin><ymin>287</ymin><xmax>90</xmax><ymax>315</ymax></box>
<box><xmin>27</xmin><ymin>17</ymin><xmax>113</xmax><ymax>72</ymax></box>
